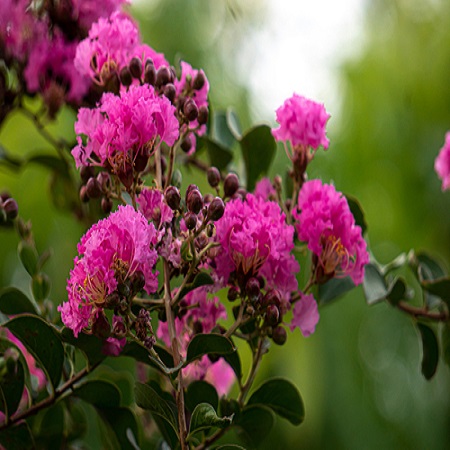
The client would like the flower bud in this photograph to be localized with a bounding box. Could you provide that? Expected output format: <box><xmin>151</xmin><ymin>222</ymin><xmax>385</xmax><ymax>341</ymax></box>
<box><xmin>180</xmin><ymin>134</ymin><xmax>192</xmax><ymax>153</ymax></box>
<box><xmin>163</xmin><ymin>83</ymin><xmax>176</xmax><ymax>103</ymax></box>
<box><xmin>207</xmin><ymin>167</ymin><xmax>220</xmax><ymax>188</ymax></box>
<box><xmin>262</xmin><ymin>289</ymin><xmax>281</xmax><ymax>308</ymax></box>
<box><xmin>186</xmin><ymin>188</ymin><xmax>203</xmax><ymax>214</ymax></box>
<box><xmin>193</xmin><ymin>71</ymin><xmax>206</xmax><ymax>90</ymax></box>
<box><xmin>192</xmin><ymin>320</ymin><xmax>203</xmax><ymax>335</ymax></box>
<box><xmin>131</xmin><ymin>271</ymin><xmax>146</xmax><ymax>293</ymax></box>
<box><xmin>144</xmin><ymin>335</ymin><xmax>156</xmax><ymax>350</ymax></box>
<box><xmin>134</xmin><ymin>150</ymin><xmax>149</xmax><ymax>173</ymax></box>
<box><xmin>183</xmin><ymin>99</ymin><xmax>198</xmax><ymax>122</ymax></box>
<box><xmin>119</xmin><ymin>66</ymin><xmax>132</xmax><ymax>86</ymax></box>
<box><xmin>272</xmin><ymin>326</ymin><xmax>287</xmax><ymax>345</ymax></box>
<box><xmin>129</xmin><ymin>57</ymin><xmax>143</xmax><ymax>79</ymax></box>
<box><xmin>80</xmin><ymin>185</ymin><xmax>89</xmax><ymax>203</ymax></box>
<box><xmin>97</xmin><ymin>172</ymin><xmax>110</xmax><ymax>190</ymax></box>
<box><xmin>223</xmin><ymin>173</ymin><xmax>239</xmax><ymax>197</ymax></box>
<box><xmin>155</xmin><ymin>66</ymin><xmax>171</xmax><ymax>88</ymax></box>
<box><xmin>80</xmin><ymin>165</ymin><xmax>95</xmax><ymax>183</ymax></box>
<box><xmin>227</xmin><ymin>286</ymin><xmax>239</xmax><ymax>302</ymax></box>
<box><xmin>112</xmin><ymin>318</ymin><xmax>127</xmax><ymax>338</ymax></box>
<box><xmin>197</xmin><ymin>105</ymin><xmax>208</xmax><ymax>125</ymax></box>
<box><xmin>265</xmin><ymin>304</ymin><xmax>280</xmax><ymax>326</ymax></box>
<box><xmin>246</xmin><ymin>277</ymin><xmax>260</xmax><ymax>299</ymax></box>
<box><xmin>105</xmin><ymin>291</ymin><xmax>120</xmax><ymax>309</ymax></box>
<box><xmin>207</xmin><ymin>197</ymin><xmax>225</xmax><ymax>222</ymax></box>
<box><xmin>184</xmin><ymin>212</ymin><xmax>197</xmax><ymax>230</ymax></box>
<box><xmin>3</xmin><ymin>198</ymin><xmax>18</xmax><ymax>220</ymax></box>
<box><xmin>92</xmin><ymin>310</ymin><xmax>111</xmax><ymax>339</ymax></box>
<box><xmin>165</xmin><ymin>186</ymin><xmax>181</xmax><ymax>210</ymax></box>
<box><xmin>101</xmin><ymin>197</ymin><xmax>113</xmax><ymax>214</ymax></box>
<box><xmin>86</xmin><ymin>177</ymin><xmax>103</xmax><ymax>199</ymax></box>
<box><xmin>144</xmin><ymin>60</ymin><xmax>156</xmax><ymax>85</ymax></box>
<box><xmin>0</xmin><ymin>191</ymin><xmax>11</xmax><ymax>202</ymax></box>
<box><xmin>195</xmin><ymin>232</ymin><xmax>209</xmax><ymax>250</ymax></box>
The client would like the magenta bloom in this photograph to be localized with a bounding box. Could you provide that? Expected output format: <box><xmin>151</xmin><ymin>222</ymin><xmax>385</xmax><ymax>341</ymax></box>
<box><xmin>72</xmin><ymin>0</ymin><xmax>130</xmax><ymax>31</ymax></box>
<box><xmin>289</xmin><ymin>293</ymin><xmax>319</xmax><ymax>337</ymax></box>
<box><xmin>272</xmin><ymin>93</ymin><xmax>330</xmax><ymax>149</ymax></box>
<box><xmin>137</xmin><ymin>188</ymin><xmax>173</xmax><ymax>227</ymax></box>
<box><xmin>435</xmin><ymin>132</ymin><xmax>450</xmax><ymax>191</ymax></box>
<box><xmin>214</xmin><ymin>194</ymin><xmax>299</xmax><ymax>301</ymax></box>
<box><xmin>59</xmin><ymin>205</ymin><xmax>158</xmax><ymax>337</ymax></box>
<box><xmin>72</xmin><ymin>84</ymin><xmax>179</xmax><ymax>169</ymax></box>
<box><xmin>157</xmin><ymin>288</ymin><xmax>235</xmax><ymax>395</ymax></box>
<box><xmin>75</xmin><ymin>12</ymin><xmax>168</xmax><ymax>82</ymax></box>
<box><xmin>253</xmin><ymin>177</ymin><xmax>276</xmax><ymax>201</ymax></box>
<box><xmin>294</xmin><ymin>179</ymin><xmax>369</xmax><ymax>285</ymax></box>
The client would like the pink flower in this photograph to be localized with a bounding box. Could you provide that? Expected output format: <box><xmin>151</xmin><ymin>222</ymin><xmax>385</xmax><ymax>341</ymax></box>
<box><xmin>137</xmin><ymin>188</ymin><xmax>173</xmax><ymax>227</ymax></box>
<box><xmin>294</xmin><ymin>179</ymin><xmax>369</xmax><ymax>285</ymax></box>
<box><xmin>289</xmin><ymin>293</ymin><xmax>319</xmax><ymax>337</ymax></box>
<box><xmin>272</xmin><ymin>93</ymin><xmax>330</xmax><ymax>149</ymax></box>
<box><xmin>213</xmin><ymin>194</ymin><xmax>299</xmax><ymax>302</ymax></box>
<box><xmin>435</xmin><ymin>132</ymin><xmax>450</xmax><ymax>191</ymax></box>
<box><xmin>157</xmin><ymin>288</ymin><xmax>235</xmax><ymax>395</ymax></box>
<box><xmin>253</xmin><ymin>177</ymin><xmax>276</xmax><ymax>201</ymax></box>
<box><xmin>72</xmin><ymin>84</ymin><xmax>179</xmax><ymax>170</ymax></box>
<box><xmin>74</xmin><ymin>12</ymin><xmax>168</xmax><ymax>82</ymax></box>
<box><xmin>72</xmin><ymin>0</ymin><xmax>130</xmax><ymax>31</ymax></box>
<box><xmin>59</xmin><ymin>205</ymin><xmax>159</xmax><ymax>337</ymax></box>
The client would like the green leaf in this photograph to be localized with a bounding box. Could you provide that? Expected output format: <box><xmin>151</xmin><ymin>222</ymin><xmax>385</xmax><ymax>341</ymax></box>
<box><xmin>212</xmin><ymin>446</ymin><xmax>246</xmax><ymax>450</ymax></box>
<box><xmin>416</xmin><ymin>323</ymin><xmax>439</xmax><ymax>380</ymax></box>
<box><xmin>36</xmin><ymin>401</ymin><xmax>65</xmax><ymax>448</ymax></box>
<box><xmin>212</xmin><ymin>111</ymin><xmax>237</xmax><ymax>149</ymax></box>
<box><xmin>72</xmin><ymin>379</ymin><xmax>121</xmax><ymax>408</ymax></box>
<box><xmin>60</xmin><ymin>327</ymin><xmax>106</xmax><ymax>368</ymax></box>
<box><xmin>18</xmin><ymin>240</ymin><xmax>39</xmax><ymax>276</ymax></box>
<box><xmin>188</xmin><ymin>403</ymin><xmax>233</xmax><ymax>437</ymax></box>
<box><xmin>247</xmin><ymin>377</ymin><xmax>304</xmax><ymax>425</ymax></box>
<box><xmin>98</xmin><ymin>407</ymin><xmax>140</xmax><ymax>450</ymax></box>
<box><xmin>422</xmin><ymin>278</ymin><xmax>450</xmax><ymax>302</ymax></box>
<box><xmin>178</xmin><ymin>271</ymin><xmax>215</xmax><ymax>301</ymax></box>
<box><xmin>185</xmin><ymin>333</ymin><xmax>235</xmax><ymax>366</ymax></box>
<box><xmin>386</xmin><ymin>277</ymin><xmax>408</xmax><ymax>306</ymax></box>
<box><xmin>0</xmin><ymin>341</ymin><xmax>26</xmax><ymax>417</ymax></box>
<box><xmin>134</xmin><ymin>382</ymin><xmax>178</xmax><ymax>436</ymax></box>
<box><xmin>226</xmin><ymin>108</ymin><xmax>242</xmax><ymax>140</ymax></box>
<box><xmin>122</xmin><ymin>341</ymin><xmax>175</xmax><ymax>373</ymax></box>
<box><xmin>223</xmin><ymin>344</ymin><xmax>242</xmax><ymax>381</ymax></box>
<box><xmin>234</xmin><ymin>405</ymin><xmax>275</xmax><ymax>448</ymax></box>
<box><xmin>0</xmin><ymin>422</ymin><xmax>35</xmax><ymax>450</ymax></box>
<box><xmin>31</xmin><ymin>272</ymin><xmax>51</xmax><ymax>302</ymax></box>
<box><xmin>318</xmin><ymin>276</ymin><xmax>355</xmax><ymax>305</ymax></box>
<box><xmin>240</xmin><ymin>125</ymin><xmax>276</xmax><ymax>192</ymax></box>
<box><xmin>0</xmin><ymin>287</ymin><xmax>39</xmax><ymax>315</ymax></box>
<box><xmin>412</xmin><ymin>251</ymin><xmax>447</xmax><ymax>281</ymax></box>
<box><xmin>27</xmin><ymin>154</ymin><xmax>68</xmax><ymax>172</ymax></box>
<box><xmin>345</xmin><ymin>195</ymin><xmax>367</xmax><ymax>235</ymax></box>
<box><xmin>363</xmin><ymin>263</ymin><xmax>389</xmax><ymax>305</ymax></box>
<box><xmin>186</xmin><ymin>380</ymin><xmax>219</xmax><ymax>413</ymax></box>
<box><xmin>199</xmin><ymin>137</ymin><xmax>233</xmax><ymax>171</ymax></box>
<box><xmin>5</xmin><ymin>314</ymin><xmax>64</xmax><ymax>389</ymax></box>
<box><xmin>442</xmin><ymin>322</ymin><xmax>450</xmax><ymax>369</ymax></box>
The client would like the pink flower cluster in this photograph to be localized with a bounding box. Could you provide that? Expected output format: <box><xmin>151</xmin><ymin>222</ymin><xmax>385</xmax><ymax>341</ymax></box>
<box><xmin>289</xmin><ymin>293</ymin><xmax>319</xmax><ymax>338</ymax></box>
<box><xmin>72</xmin><ymin>0</ymin><xmax>130</xmax><ymax>31</ymax></box>
<box><xmin>294</xmin><ymin>179</ymin><xmax>369</xmax><ymax>285</ymax></box>
<box><xmin>272</xmin><ymin>93</ymin><xmax>330</xmax><ymax>149</ymax></box>
<box><xmin>72</xmin><ymin>84</ymin><xmax>179</xmax><ymax>169</ymax></box>
<box><xmin>137</xmin><ymin>188</ymin><xmax>174</xmax><ymax>228</ymax></box>
<box><xmin>157</xmin><ymin>288</ymin><xmax>235</xmax><ymax>396</ymax></box>
<box><xmin>435</xmin><ymin>132</ymin><xmax>450</xmax><ymax>191</ymax></box>
<box><xmin>213</xmin><ymin>194</ymin><xmax>299</xmax><ymax>302</ymax></box>
<box><xmin>59</xmin><ymin>205</ymin><xmax>159</xmax><ymax>337</ymax></box>
<box><xmin>75</xmin><ymin>12</ymin><xmax>168</xmax><ymax>83</ymax></box>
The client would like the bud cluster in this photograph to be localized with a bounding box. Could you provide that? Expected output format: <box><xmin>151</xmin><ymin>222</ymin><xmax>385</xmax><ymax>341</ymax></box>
<box><xmin>0</xmin><ymin>192</ymin><xmax>19</xmax><ymax>225</ymax></box>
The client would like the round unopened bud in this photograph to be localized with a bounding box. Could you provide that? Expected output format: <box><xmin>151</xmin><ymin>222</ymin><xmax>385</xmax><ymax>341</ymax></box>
<box><xmin>80</xmin><ymin>185</ymin><xmax>89</xmax><ymax>203</ymax></box>
<box><xmin>112</xmin><ymin>318</ymin><xmax>127</xmax><ymax>338</ymax></box>
<box><xmin>193</xmin><ymin>320</ymin><xmax>203</xmax><ymax>335</ymax></box>
<box><xmin>207</xmin><ymin>167</ymin><xmax>220</xmax><ymax>188</ymax></box>
<box><xmin>163</xmin><ymin>83</ymin><xmax>176</xmax><ymax>103</ymax></box>
<box><xmin>186</xmin><ymin>188</ymin><xmax>203</xmax><ymax>214</ymax></box>
<box><xmin>0</xmin><ymin>191</ymin><xmax>11</xmax><ymax>202</ymax></box>
<box><xmin>101</xmin><ymin>197</ymin><xmax>113</xmax><ymax>214</ymax></box>
<box><xmin>223</xmin><ymin>173</ymin><xmax>239</xmax><ymax>197</ymax></box>
<box><xmin>165</xmin><ymin>186</ymin><xmax>181</xmax><ymax>210</ymax></box>
<box><xmin>227</xmin><ymin>286</ymin><xmax>239</xmax><ymax>302</ymax></box>
<box><xmin>197</xmin><ymin>105</ymin><xmax>208</xmax><ymax>125</ymax></box>
<box><xmin>183</xmin><ymin>99</ymin><xmax>198</xmax><ymax>122</ymax></box>
<box><xmin>246</xmin><ymin>277</ymin><xmax>260</xmax><ymax>299</ymax></box>
<box><xmin>97</xmin><ymin>172</ymin><xmax>110</xmax><ymax>190</ymax></box>
<box><xmin>262</xmin><ymin>289</ymin><xmax>281</xmax><ymax>308</ymax></box>
<box><xmin>80</xmin><ymin>165</ymin><xmax>95</xmax><ymax>183</ymax></box>
<box><xmin>265</xmin><ymin>304</ymin><xmax>280</xmax><ymax>326</ymax></box>
<box><xmin>134</xmin><ymin>151</ymin><xmax>149</xmax><ymax>172</ymax></box>
<box><xmin>86</xmin><ymin>177</ymin><xmax>102</xmax><ymax>199</ymax></box>
<box><xmin>3</xmin><ymin>198</ymin><xmax>18</xmax><ymax>220</ymax></box>
<box><xmin>129</xmin><ymin>57</ymin><xmax>143</xmax><ymax>79</ymax></box>
<box><xmin>144</xmin><ymin>335</ymin><xmax>156</xmax><ymax>350</ymax></box>
<box><xmin>131</xmin><ymin>271</ymin><xmax>146</xmax><ymax>292</ymax></box>
<box><xmin>92</xmin><ymin>311</ymin><xmax>111</xmax><ymax>339</ymax></box>
<box><xmin>155</xmin><ymin>66</ymin><xmax>171</xmax><ymax>88</ymax></box>
<box><xmin>272</xmin><ymin>326</ymin><xmax>287</xmax><ymax>345</ymax></box>
<box><xmin>144</xmin><ymin>60</ymin><xmax>156</xmax><ymax>85</ymax></box>
<box><xmin>207</xmin><ymin>197</ymin><xmax>225</xmax><ymax>222</ymax></box>
<box><xmin>119</xmin><ymin>66</ymin><xmax>132</xmax><ymax>86</ymax></box>
<box><xmin>105</xmin><ymin>291</ymin><xmax>120</xmax><ymax>309</ymax></box>
<box><xmin>184</xmin><ymin>212</ymin><xmax>197</xmax><ymax>230</ymax></box>
<box><xmin>180</xmin><ymin>134</ymin><xmax>192</xmax><ymax>153</ymax></box>
<box><xmin>195</xmin><ymin>232</ymin><xmax>208</xmax><ymax>250</ymax></box>
<box><xmin>193</xmin><ymin>71</ymin><xmax>206</xmax><ymax>90</ymax></box>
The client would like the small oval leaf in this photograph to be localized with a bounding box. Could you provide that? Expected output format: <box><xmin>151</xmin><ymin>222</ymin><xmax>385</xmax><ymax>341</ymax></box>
<box><xmin>72</xmin><ymin>379</ymin><xmax>121</xmax><ymax>408</ymax></box>
<box><xmin>31</xmin><ymin>272</ymin><xmax>51</xmax><ymax>302</ymax></box>
<box><xmin>186</xmin><ymin>380</ymin><xmax>219</xmax><ymax>413</ymax></box>
<box><xmin>185</xmin><ymin>333</ymin><xmax>235</xmax><ymax>366</ymax></box>
<box><xmin>98</xmin><ymin>407</ymin><xmax>140</xmax><ymax>450</ymax></box>
<box><xmin>234</xmin><ymin>405</ymin><xmax>275</xmax><ymax>448</ymax></box>
<box><xmin>363</xmin><ymin>263</ymin><xmax>389</xmax><ymax>305</ymax></box>
<box><xmin>318</xmin><ymin>276</ymin><xmax>355</xmax><ymax>305</ymax></box>
<box><xmin>417</xmin><ymin>323</ymin><xmax>439</xmax><ymax>380</ymax></box>
<box><xmin>178</xmin><ymin>272</ymin><xmax>214</xmax><ymax>301</ymax></box>
<box><xmin>189</xmin><ymin>403</ymin><xmax>233</xmax><ymax>437</ymax></box>
<box><xmin>0</xmin><ymin>422</ymin><xmax>35</xmax><ymax>450</ymax></box>
<box><xmin>0</xmin><ymin>287</ymin><xmax>39</xmax><ymax>315</ymax></box>
<box><xmin>18</xmin><ymin>240</ymin><xmax>39</xmax><ymax>276</ymax></box>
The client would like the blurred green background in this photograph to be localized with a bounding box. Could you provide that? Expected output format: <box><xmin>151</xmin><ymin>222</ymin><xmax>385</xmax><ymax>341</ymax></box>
<box><xmin>1</xmin><ymin>0</ymin><xmax>450</xmax><ymax>448</ymax></box>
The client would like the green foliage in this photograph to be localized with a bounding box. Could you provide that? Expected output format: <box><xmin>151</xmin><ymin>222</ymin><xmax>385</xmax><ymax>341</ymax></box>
<box><xmin>185</xmin><ymin>333</ymin><xmax>235</xmax><ymax>365</ymax></box>
<box><xmin>185</xmin><ymin>380</ymin><xmax>219</xmax><ymax>412</ymax></box>
<box><xmin>0</xmin><ymin>287</ymin><xmax>39</xmax><ymax>315</ymax></box>
<box><xmin>188</xmin><ymin>402</ymin><xmax>233</xmax><ymax>437</ymax></box>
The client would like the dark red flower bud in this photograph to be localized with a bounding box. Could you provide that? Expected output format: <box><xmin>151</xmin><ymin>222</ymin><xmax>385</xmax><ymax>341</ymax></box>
<box><xmin>119</xmin><ymin>66</ymin><xmax>132</xmax><ymax>86</ymax></box>
<box><xmin>165</xmin><ymin>186</ymin><xmax>181</xmax><ymax>210</ymax></box>
<box><xmin>129</xmin><ymin>57</ymin><xmax>143</xmax><ymax>79</ymax></box>
<box><xmin>79</xmin><ymin>185</ymin><xmax>89</xmax><ymax>203</ymax></box>
<box><xmin>184</xmin><ymin>212</ymin><xmax>197</xmax><ymax>230</ymax></box>
<box><xmin>183</xmin><ymin>99</ymin><xmax>198</xmax><ymax>122</ymax></box>
<box><xmin>86</xmin><ymin>177</ymin><xmax>102</xmax><ymax>199</ymax></box>
<box><xmin>101</xmin><ymin>197</ymin><xmax>113</xmax><ymax>214</ymax></box>
<box><xmin>3</xmin><ymin>198</ymin><xmax>18</xmax><ymax>220</ymax></box>
<box><xmin>155</xmin><ymin>66</ymin><xmax>171</xmax><ymax>88</ymax></box>
<box><xmin>246</xmin><ymin>277</ymin><xmax>260</xmax><ymax>299</ymax></box>
<box><xmin>272</xmin><ymin>325</ymin><xmax>287</xmax><ymax>345</ymax></box>
<box><xmin>92</xmin><ymin>310</ymin><xmax>111</xmax><ymax>339</ymax></box>
<box><xmin>207</xmin><ymin>167</ymin><xmax>221</xmax><ymax>188</ymax></box>
<box><xmin>207</xmin><ymin>197</ymin><xmax>225</xmax><ymax>222</ymax></box>
<box><xmin>144</xmin><ymin>60</ymin><xmax>156</xmax><ymax>85</ymax></box>
<box><xmin>186</xmin><ymin>188</ymin><xmax>203</xmax><ymax>214</ymax></box>
<box><xmin>227</xmin><ymin>286</ymin><xmax>239</xmax><ymax>302</ymax></box>
<box><xmin>180</xmin><ymin>134</ymin><xmax>192</xmax><ymax>153</ymax></box>
<box><xmin>197</xmin><ymin>105</ymin><xmax>208</xmax><ymax>125</ymax></box>
<box><xmin>262</xmin><ymin>289</ymin><xmax>281</xmax><ymax>308</ymax></box>
<box><xmin>80</xmin><ymin>165</ymin><xmax>95</xmax><ymax>183</ymax></box>
<box><xmin>163</xmin><ymin>83</ymin><xmax>176</xmax><ymax>103</ymax></box>
<box><xmin>265</xmin><ymin>304</ymin><xmax>280</xmax><ymax>326</ymax></box>
<box><xmin>193</xmin><ymin>71</ymin><xmax>206</xmax><ymax>90</ymax></box>
<box><xmin>131</xmin><ymin>270</ymin><xmax>146</xmax><ymax>292</ymax></box>
<box><xmin>223</xmin><ymin>173</ymin><xmax>239</xmax><ymax>197</ymax></box>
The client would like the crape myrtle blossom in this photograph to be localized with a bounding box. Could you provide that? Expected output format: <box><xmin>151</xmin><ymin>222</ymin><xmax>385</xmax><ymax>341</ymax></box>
<box><xmin>72</xmin><ymin>0</ymin><xmax>130</xmax><ymax>32</ymax></box>
<box><xmin>74</xmin><ymin>11</ymin><xmax>168</xmax><ymax>83</ymax></box>
<box><xmin>272</xmin><ymin>93</ymin><xmax>330</xmax><ymax>150</ymax></box>
<box><xmin>289</xmin><ymin>292</ymin><xmax>319</xmax><ymax>338</ymax></box>
<box><xmin>213</xmin><ymin>193</ymin><xmax>299</xmax><ymax>304</ymax></box>
<box><xmin>294</xmin><ymin>179</ymin><xmax>369</xmax><ymax>285</ymax></box>
<box><xmin>72</xmin><ymin>84</ymin><xmax>179</xmax><ymax>179</ymax></box>
<box><xmin>157</xmin><ymin>288</ymin><xmax>235</xmax><ymax>396</ymax></box>
<box><xmin>137</xmin><ymin>187</ymin><xmax>173</xmax><ymax>228</ymax></box>
<box><xmin>58</xmin><ymin>205</ymin><xmax>158</xmax><ymax>338</ymax></box>
<box><xmin>435</xmin><ymin>131</ymin><xmax>450</xmax><ymax>191</ymax></box>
